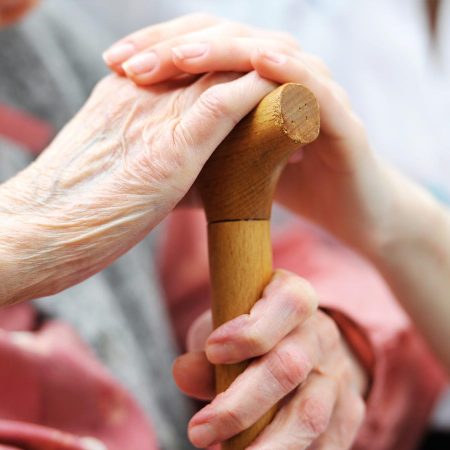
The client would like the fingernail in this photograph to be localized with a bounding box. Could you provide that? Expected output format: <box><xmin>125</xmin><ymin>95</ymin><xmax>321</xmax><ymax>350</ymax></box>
<box><xmin>123</xmin><ymin>52</ymin><xmax>158</xmax><ymax>76</ymax></box>
<box><xmin>189</xmin><ymin>423</ymin><xmax>216</xmax><ymax>447</ymax></box>
<box><xmin>259</xmin><ymin>48</ymin><xmax>287</xmax><ymax>64</ymax></box>
<box><xmin>102</xmin><ymin>42</ymin><xmax>135</xmax><ymax>65</ymax></box>
<box><xmin>172</xmin><ymin>43</ymin><xmax>209</xmax><ymax>60</ymax></box>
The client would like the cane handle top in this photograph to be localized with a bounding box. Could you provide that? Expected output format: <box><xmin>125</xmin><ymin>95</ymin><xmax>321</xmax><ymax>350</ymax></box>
<box><xmin>197</xmin><ymin>83</ymin><xmax>320</xmax><ymax>223</ymax></box>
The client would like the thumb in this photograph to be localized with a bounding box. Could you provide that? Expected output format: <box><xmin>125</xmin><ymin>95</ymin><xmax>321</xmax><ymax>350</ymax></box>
<box><xmin>187</xmin><ymin>309</ymin><xmax>213</xmax><ymax>352</ymax></box>
<box><xmin>173</xmin><ymin>351</ymin><xmax>215</xmax><ymax>400</ymax></box>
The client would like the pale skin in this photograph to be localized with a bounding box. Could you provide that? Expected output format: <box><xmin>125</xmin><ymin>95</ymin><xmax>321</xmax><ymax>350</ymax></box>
<box><xmin>105</xmin><ymin>12</ymin><xmax>450</xmax><ymax>448</ymax></box>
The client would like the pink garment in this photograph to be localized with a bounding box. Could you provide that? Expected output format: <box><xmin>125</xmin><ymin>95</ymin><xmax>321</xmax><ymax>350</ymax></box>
<box><xmin>0</xmin><ymin>104</ymin><xmax>53</xmax><ymax>154</ymax></box>
<box><xmin>158</xmin><ymin>209</ymin><xmax>448</xmax><ymax>450</ymax></box>
<box><xmin>0</xmin><ymin>303</ymin><xmax>158</xmax><ymax>450</ymax></box>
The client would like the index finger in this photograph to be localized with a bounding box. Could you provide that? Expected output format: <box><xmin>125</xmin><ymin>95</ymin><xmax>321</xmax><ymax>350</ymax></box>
<box><xmin>206</xmin><ymin>270</ymin><xmax>319</xmax><ymax>364</ymax></box>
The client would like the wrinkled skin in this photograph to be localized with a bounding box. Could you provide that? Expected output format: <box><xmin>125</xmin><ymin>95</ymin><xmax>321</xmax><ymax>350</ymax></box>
<box><xmin>173</xmin><ymin>270</ymin><xmax>367</xmax><ymax>449</ymax></box>
<box><xmin>0</xmin><ymin>72</ymin><xmax>275</xmax><ymax>304</ymax></box>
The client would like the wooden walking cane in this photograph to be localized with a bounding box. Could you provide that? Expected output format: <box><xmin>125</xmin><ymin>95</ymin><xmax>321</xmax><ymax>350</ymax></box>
<box><xmin>197</xmin><ymin>83</ymin><xmax>320</xmax><ymax>449</ymax></box>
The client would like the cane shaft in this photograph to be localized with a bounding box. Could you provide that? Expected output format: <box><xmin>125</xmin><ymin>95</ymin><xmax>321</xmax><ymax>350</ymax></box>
<box><xmin>208</xmin><ymin>220</ymin><xmax>274</xmax><ymax>449</ymax></box>
<box><xmin>198</xmin><ymin>83</ymin><xmax>320</xmax><ymax>449</ymax></box>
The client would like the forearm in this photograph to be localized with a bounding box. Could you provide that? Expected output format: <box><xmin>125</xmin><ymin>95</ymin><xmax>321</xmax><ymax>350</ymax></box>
<box><xmin>0</xmin><ymin>210</ymin><xmax>44</xmax><ymax>306</ymax></box>
<box><xmin>0</xmin><ymin>170</ymin><xmax>135</xmax><ymax>306</ymax></box>
<box><xmin>366</xmin><ymin>177</ymin><xmax>450</xmax><ymax>371</ymax></box>
<box><xmin>0</xmin><ymin>209</ymin><xmax>67</xmax><ymax>306</ymax></box>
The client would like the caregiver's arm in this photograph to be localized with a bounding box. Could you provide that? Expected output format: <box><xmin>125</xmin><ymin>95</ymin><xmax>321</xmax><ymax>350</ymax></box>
<box><xmin>105</xmin><ymin>14</ymin><xmax>450</xmax><ymax>371</ymax></box>
<box><xmin>0</xmin><ymin>72</ymin><xmax>276</xmax><ymax>307</ymax></box>
<box><xmin>367</xmin><ymin>181</ymin><xmax>450</xmax><ymax>371</ymax></box>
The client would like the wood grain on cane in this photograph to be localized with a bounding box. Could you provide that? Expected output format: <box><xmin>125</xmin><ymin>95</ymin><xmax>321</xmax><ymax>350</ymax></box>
<box><xmin>197</xmin><ymin>83</ymin><xmax>320</xmax><ymax>450</ymax></box>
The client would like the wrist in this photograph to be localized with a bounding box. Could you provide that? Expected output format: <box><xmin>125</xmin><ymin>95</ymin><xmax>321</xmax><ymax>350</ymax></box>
<box><xmin>354</xmin><ymin>163</ymin><xmax>443</xmax><ymax>267</ymax></box>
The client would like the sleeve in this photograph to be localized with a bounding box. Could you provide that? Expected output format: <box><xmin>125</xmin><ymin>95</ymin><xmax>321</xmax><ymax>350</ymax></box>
<box><xmin>158</xmin><ymin>210</ymin><xmax>448</xmax><ymax>450</ymax></box>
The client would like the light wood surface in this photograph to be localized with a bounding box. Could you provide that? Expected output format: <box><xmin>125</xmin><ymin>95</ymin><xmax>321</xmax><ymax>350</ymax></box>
<box><xmin>208</xmin><ymin>220</ymin><xmax>275</xmax><ymax>450</ymax></box>
<box><xmin>198</xmin><ymin>83</ymin><xmax>320</xmax><ymax>449</ymax></box>
<box><xmin>198</xmin><ymin>83</ymin><xmax>320</xmax><ymax>222</ymax></box>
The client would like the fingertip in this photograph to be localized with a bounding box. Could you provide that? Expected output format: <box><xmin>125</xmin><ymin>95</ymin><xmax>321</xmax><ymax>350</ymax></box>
<box><xmin>102</xmin><ymin>42</ymin><xmax>136</xmax><ymax>67</ymax></box>
<box><xmin>122</xmin><ymin>51</ymin><xmax>159</xmax><ymax>84</ymax></box>
<box><xmin>188</xmin><ymin>422</ymin><xmax>217</xmax><ymax>449</ymax></box>
<box><xmin>172</xmin><ymin>354</ymin><xmax>190</xmax><ymax>391</ymax></box>
<box><xmin>172</xmin><ymin>352</ymin><xmax>215</xmax><ymax>400</ymax></box>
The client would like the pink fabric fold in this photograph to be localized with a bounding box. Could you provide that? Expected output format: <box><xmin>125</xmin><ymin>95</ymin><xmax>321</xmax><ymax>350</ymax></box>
<box><xmin>0</xmin><ymin>305</ymin><xmax>158</xmax><ymax>450</ymax></box>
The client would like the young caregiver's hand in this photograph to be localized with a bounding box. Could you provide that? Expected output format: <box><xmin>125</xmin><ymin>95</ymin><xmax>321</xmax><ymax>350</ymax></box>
<box><xmin>173</xmin><ymin>270</ymin><xmax>367</xmax><ymax>449</ymax></box>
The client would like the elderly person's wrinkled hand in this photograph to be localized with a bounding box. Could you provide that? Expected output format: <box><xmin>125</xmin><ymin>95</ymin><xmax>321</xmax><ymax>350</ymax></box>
<box><xmin>0</xmin><ymin>72</ymin><xmax>276</xmax><ymax>305</ymax></box>
<box><xmin>174</xmin><ymin>270</ymin><xmax>367</xmax><ymax>450</ymax></box>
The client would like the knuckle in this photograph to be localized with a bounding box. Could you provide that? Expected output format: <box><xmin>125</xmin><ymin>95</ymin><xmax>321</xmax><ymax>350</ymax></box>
<box><xmin>198</xmin><ymin>87</ymin><xmax>230</xmax><ymax>120</ymax></box>
<box><xmin>276</xmin><ymin>272</ymin><xmax>319</xmax><ymax>318</ymax></box>
<box><xmin>197</xmin><ymin>86</ymin><xmax>240</xmax><ymax>126</ymax></box>
<box><xmin>171</xmin><ymin>119</ymin><xmax>196</xmax><ymax>152</ymax></box>
<box><xmin>244</xmin><ymin>324</ymin><xmax>272</xmax><ymax>356</ymax></box>
<box><xmin>217</xmin><ymin>403</ymin><xmax>249</xmax><ymax>432</ymax></box>
<box><xmin>267</xmin><ymin>346</ymin><xmax>310</xmax><ymax>394</ymax></box>
<box><xmin>299</xmin><ymin>396</ymin><xmax>330</xmax><ymax>436</ymax></box>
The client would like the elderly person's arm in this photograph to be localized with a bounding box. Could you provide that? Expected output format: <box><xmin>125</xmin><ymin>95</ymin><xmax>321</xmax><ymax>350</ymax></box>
<box><xmin>0</xmin><ymin>70</ymin><xmax>281</xmax><ymax>306</ymax></box>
